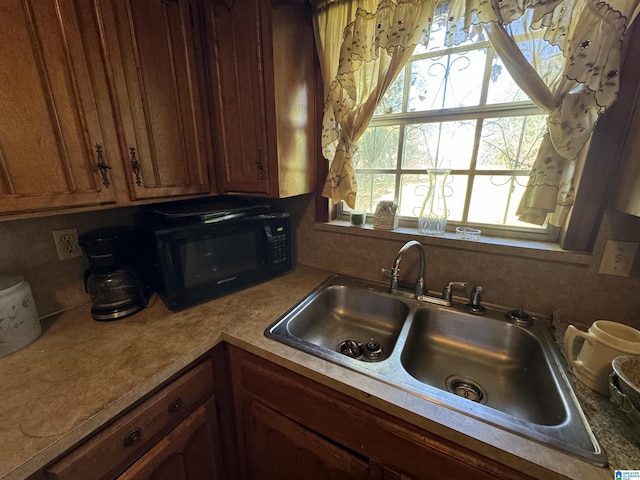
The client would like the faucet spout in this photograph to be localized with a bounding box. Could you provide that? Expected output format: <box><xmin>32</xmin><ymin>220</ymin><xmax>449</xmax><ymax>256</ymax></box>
<box><xmin>390</xmin><ymin>240</ymin><xmax>425</xmax><ymax>298</ymax></box>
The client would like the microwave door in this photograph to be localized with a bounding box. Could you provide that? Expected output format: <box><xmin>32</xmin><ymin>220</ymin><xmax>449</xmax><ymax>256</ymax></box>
<box><xmin>180</xmin><ymin>230</ymin><xmax>262</xmax><ymax>290</ymax></box>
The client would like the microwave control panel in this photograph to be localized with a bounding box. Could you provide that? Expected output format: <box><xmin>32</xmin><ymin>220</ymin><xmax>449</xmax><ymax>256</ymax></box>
<box><xmin>271</xmin><ymin>224</ymin><xmax>289</xmax><ymax>265</ymax></box>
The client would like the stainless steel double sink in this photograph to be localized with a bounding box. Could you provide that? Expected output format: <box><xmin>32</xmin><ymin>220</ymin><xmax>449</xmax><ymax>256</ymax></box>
<box><xmin>265</xmin><ymin>274</ymin><xmax>607</xmax><ymax>466</ymax></box>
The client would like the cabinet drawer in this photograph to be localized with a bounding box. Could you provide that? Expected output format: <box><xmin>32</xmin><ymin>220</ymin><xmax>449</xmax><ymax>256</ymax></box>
<box><xmin>46</xmin><ymin>359</ymin><xmax>214</xmax><ymax>480</ymax></box>
<box><xmin>118</xmin><ymin>396</ymin><xmax>222</xmax><ymax>480</ymax></box>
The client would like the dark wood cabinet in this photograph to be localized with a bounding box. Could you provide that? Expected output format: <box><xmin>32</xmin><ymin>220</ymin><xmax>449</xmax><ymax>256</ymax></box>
<box><xmin>98</xmin><ymin>0</ymin><xmax>213</xmax><ymax>201</ymax></box>
<box><xmin>0</xmin><ymin>0</ymin><xmax>213</xmax><ymax>220</ymax></box>
<box><xmin>204</xmin><ymin>0</ymin><xmax>316</xmax><ymax>197</ymax></box>
<box><xmin>44</xmin><ymin>358</ymin><xmax>225</xmax><ymax>480</ymax></box>
<box><xmin>228</xmin><ymin>346</ymin><xmax>535</xmax><ymax>480</ymax></box>
<box><xmin>0</xmin><ymin>0</ymin><xmax>118</xmax><ymax>215</ymax></box>
<box><xmin>119</xmin><ymin>397</ymin><xmax>223</xmax><ymax>480</ymax></box>
<box><xmin>612</xmin><ymin>22</ymin><xmax>640</xmax><ymax>217</ymax></box>
<box><xmin>245</xmin><ymin>399</ymin><xmax>369</xmax><ymax>480</ymax></box>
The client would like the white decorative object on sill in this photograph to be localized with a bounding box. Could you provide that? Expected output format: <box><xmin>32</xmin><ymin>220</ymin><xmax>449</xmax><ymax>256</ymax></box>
<box><xmin>374</xmin><ymin>201</ymin><xmax>398</xmax><ymax>230</ymax></box>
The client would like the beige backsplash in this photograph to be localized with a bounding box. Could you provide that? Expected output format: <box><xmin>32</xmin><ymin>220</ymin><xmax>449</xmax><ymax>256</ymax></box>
<box><xmin>0</xmin><ymin>207</ymin><xmax>140</xmax><ymax>318</ymax></box>
<box><xmin>282</xmin><ymin>194</ymin><xmax>640</xmax><ymax>331</ymax></box>
<box><xmin>2</xmin><ymin>194</ymin><xmax>640</xmax><ymax>332</ymax></box>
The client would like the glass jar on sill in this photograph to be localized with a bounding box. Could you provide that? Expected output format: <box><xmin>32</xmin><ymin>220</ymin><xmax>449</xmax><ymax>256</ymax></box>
<box><xmin>418</xmin><ymin>169</ymin><xmax>450</xmax><ymax>236</ymax></box>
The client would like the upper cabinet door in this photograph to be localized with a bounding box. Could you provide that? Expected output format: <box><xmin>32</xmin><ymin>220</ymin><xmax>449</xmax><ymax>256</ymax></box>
<box><xmin>206</xmin><ymin>0</ymin><xmax>273</xmax><ymax>195</ymax></box>
<box><xmin>99</xmin><ymin>0</ymin><xmax>212</xmax><ymax>200</ymax></box>
<box><xmin>205</xmin><ymin>0</ymin><xmax>316</xmax><ymax>197</ymax></box>
<box><xmin>0</xmin><ymin>0</ymin><xmax>118</xmax><ymax>216</ymax></box>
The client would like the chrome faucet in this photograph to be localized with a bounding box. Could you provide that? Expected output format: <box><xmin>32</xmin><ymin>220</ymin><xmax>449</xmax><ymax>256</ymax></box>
<box><xmin>443</xmin><ymin>281</ymin><xmax>467</xmax><ymax>303</ymax></box>
<box><xmin>389</xmin><ymin>240</ymin><xmax>425</xmax><ymax>298</ymax></box>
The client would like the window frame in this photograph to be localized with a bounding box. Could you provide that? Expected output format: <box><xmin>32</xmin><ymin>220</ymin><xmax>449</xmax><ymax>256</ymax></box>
<box><xmin>338</xmin><ymin>37</ymin><xmax>555</xmax><ymax>242</ymax></box>
<box><xmin>315</xmin><ymin>20</ymin><xmax>640</xmax><ymax>253</ymax></box>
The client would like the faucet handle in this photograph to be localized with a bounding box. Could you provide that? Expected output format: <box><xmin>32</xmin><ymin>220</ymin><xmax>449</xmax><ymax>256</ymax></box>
<box><xmin>381</xmin><ymin>267</ymin><xmax>401</xmax><ymax>293</ymax></box>
<box><xmin>443</xmin><ymin>282</ymin><xmax>467</xmax><ymax>302</ymax></box>
<box><xmin>380</xmin><ymin>267</ymin><xmax>392</xmax><ymax>278</ymax></box>
<box><xmin>466</xmin><ymin>285</ymin><xmax>486</xmax><ymax>315</ymax></box>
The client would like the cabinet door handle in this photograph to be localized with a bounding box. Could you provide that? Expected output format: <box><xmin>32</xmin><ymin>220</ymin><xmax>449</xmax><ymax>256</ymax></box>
<box><xmin>129</xmin><ymin>146</ymin><xmax>142</xmax><ymax>186</ymax></box>
<box><xmin>123</xmin><ymin>427</ymin><xmax>142</xmax><ymax>447</ymax></box>
<box><xmin>96</xmin><ymin>143</ymin><xmax>112</xmax><ymax>187</ymax></box>
<box><xmin>256</xmin><ymin>147</ymin><xmax>264</xmax><ymax>180</ymax></box>
<box><xmin>168</xmin><ymin>397</ymin><xmax>183</xmax><ymax>413</ymax></box>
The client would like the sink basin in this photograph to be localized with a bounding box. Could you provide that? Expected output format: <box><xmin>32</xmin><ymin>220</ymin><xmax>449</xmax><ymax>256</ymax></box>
<box><xmin>266</xmin><ymin>274</ymin><xmax>606</xmax><ymax>466</ymax></box>
<box><xmin>285</xmin><ymin>285</ymin><xmax>409</xmax><ymax>361</ymax></box>
<box><xmin>400</xmin><ymin>307</ymin><xmax>565</xmax><ymax>425</ymax></box>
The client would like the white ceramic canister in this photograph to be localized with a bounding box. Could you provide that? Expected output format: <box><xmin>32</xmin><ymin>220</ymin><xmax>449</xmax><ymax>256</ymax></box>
<box><xmin>0</xmin><ymin>275</ymin><xmax>41</xmax><ymax>357</ymax></box>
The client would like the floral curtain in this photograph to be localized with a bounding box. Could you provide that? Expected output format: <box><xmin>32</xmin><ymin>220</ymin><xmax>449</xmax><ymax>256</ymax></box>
<box><xmin>482</xmin><ymin>1</ymin><xmax>640</xmax><ymax>225</ymax></box>
<box><xmin>313</xmin><ymin>0</ymin><xmax>435</xmax><ymax>208</ymax></box>
<box><xmin>313</xmin><ymin>0</ymin><xmax>640</xmax><ymax>226</ymax></box>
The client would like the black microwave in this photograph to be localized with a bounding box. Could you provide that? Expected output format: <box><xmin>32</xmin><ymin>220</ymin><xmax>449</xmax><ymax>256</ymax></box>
<box><xmin>137</xmin><ymin>211</ymin><xmax>292</xmax><ymax>311</ymax></box>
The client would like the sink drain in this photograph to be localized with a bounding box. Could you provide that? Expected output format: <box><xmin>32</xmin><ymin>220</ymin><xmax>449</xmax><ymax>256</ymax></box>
<box><xmin>337</xmin><ymin>339</ymin><xmax>384</xmax><ymax>361</ymax></box>
<box><xmin>338</xmin><ymin>339</ymin><xmax>362</xmax><ymax>358</ymax></box>
<box><xmin>446</xmin><ymin>376</ymin><xmax>488</xmax><ymax>404</ymax></box>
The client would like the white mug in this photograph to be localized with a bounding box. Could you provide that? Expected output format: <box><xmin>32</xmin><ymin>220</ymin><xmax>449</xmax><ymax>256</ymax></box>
<box><xmin>564</xmin><ymin>320</ymin><xmax>640</xmax><ymax>395</ymax></box>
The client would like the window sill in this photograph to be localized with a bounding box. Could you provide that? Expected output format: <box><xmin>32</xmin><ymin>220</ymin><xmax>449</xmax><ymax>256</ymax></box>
<box><xmin>315</xmin><ymin>220</ymin><xmax>594</xmax><ymax>267</ymax></box>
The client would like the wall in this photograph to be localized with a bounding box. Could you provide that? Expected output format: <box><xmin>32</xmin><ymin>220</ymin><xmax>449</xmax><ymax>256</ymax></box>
<box><xmin>0</xmin><ymin>207</ymin><xmax>139</xmax><ymax>318</ymax></box>
<box><xmin>3</xmin><ymin>194</ymin><xmax>640</xmax><ymax>332</ymax></box>
<box><xmin>285</xmin><ymin>194</ymin><xmax>640</xmax><ymax>331</ymax></box>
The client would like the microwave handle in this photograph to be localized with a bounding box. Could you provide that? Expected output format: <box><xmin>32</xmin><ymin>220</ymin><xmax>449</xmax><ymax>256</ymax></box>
<box><xmin>263</xmin><ymin>225</ymin><xmax>274</xmax><ymax>266</ymax></box>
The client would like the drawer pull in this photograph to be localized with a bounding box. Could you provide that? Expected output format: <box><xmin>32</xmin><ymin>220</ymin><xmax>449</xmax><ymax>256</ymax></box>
<box><xmin>123</xmin><ymin>427</ymin><xmax>142</xmax><ymax>447</ymax></box>
<box><xmin>168</xmin><ymin>397</ymin><xmax>183</xmax><ymax>413</ymax></box>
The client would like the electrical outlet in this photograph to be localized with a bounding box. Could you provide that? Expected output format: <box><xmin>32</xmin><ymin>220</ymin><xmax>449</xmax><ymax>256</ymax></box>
<box><xmin>598</xmin><ymin>240</ymin><xmax>639</xmax><ymax>277</ymax></box>
<box><xmin>52</xmin><ymin>228</ymin><xmax>83</xmax><ymax>260</ymax></box>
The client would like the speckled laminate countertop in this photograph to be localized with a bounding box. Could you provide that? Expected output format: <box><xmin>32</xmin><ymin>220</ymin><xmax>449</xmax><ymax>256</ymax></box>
<box><xmin>0</xmin><ymin>265</ymin><xmax>636</xmax><ymax>480</ymax></box>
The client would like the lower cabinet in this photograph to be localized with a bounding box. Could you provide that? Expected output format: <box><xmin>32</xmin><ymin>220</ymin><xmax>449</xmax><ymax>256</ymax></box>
<box><xmin>246</xmin><ymin>399</ymin><xmax>369</xmax><ymax>480</ymax></box>
<box><xmin>43</xmin><ymin>356</ymin><xmax>226</xmax><ymax>480</ymax></box>
<box><xmin>228</xmin><ymin>346</ymin><xmax>535</xmax><ymax>480</ymax></box>
<box><xmin>35</xmin><ymin>344</ymin><xmax>538</xmax><ymax>480</ymax></box>
<box><xmin>119</xmin><ymin>397</ymin><xmax>221</xmax><ymax>480</ymax></box>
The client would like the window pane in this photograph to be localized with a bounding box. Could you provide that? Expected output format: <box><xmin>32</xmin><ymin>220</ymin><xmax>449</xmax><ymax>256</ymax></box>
<box><xmin>398</xmin><ymin>173</ymin><xmax>466</xmax><ymax>222</ymax></box>
<box><xmin>467</xmin><ymin>175</ymin><xmax>542</xmax><ymax>227</ymax></box>
<box><xmin>407</xmin><ymin>49</ymin><xmax>486</xmax><ymax>111</ymax></box>
<box><xmin>477</xmin><ymin>116</ymin><xmax>545</xmax><ymax>170</ymax></box>
<box><xmin>354</xmin><ymin>126</ymin><xmax>399</xmax><ymax>169</ymax></box>
<box><xmin>403</xmin><ymin>121</ymin><xmax>476</xmax><ymax>170</ymax></box>
<box><xmin>352</xmin><ymin>173</ymin><xmax>396</xmax><ymax>213</ymax></box>
<box><xmin>486</xmin><ymin>55</ymin><xmax>529</xmax><ymax>104</ymax></box>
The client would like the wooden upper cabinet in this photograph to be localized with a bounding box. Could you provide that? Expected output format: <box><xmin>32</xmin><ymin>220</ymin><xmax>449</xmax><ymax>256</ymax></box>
<box><xmin>205</xmin><ymin>0</ymin><xmax>316</xmax><ymax>197</ymax></box>
<box><xmin>98</xmin><ymin>0</ymin><xmax>212</xmax><ymax>201</ymax></box>
<box><xmin>613</xmin><ymin>21</ymin><xmax>640</xmax><ymax>217</ymax></box>
<box><xmin>0</xmin><ymin>0</ymin><xmax>117</xmax><ymax>215</ymax></box>
<box><xmin>0</xmin><ymin>0</ymin><xmax>214</xmax><ymax>220</ymax></box>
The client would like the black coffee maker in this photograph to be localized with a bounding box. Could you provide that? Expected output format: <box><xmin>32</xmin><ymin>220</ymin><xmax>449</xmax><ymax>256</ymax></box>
<box><xmin>79</xmin><ymin>227</ymin><xmax>151</xmax><ymax>321</ymax></box>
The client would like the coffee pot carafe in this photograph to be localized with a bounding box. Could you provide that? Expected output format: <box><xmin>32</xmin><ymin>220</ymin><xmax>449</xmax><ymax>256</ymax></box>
<box><xmin>80</xmin><ymin>227</ymin><xmax>150</xmax><ymax>321</ymax></box>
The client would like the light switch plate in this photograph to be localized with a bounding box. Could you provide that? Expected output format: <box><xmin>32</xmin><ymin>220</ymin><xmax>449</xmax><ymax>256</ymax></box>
<box><xmin>598</xmin><ymin>240</ymin><xmax>639</xmax><ymax>277</ymax></box>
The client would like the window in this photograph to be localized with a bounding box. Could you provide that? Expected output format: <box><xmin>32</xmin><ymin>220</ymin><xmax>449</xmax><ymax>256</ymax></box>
<box><xmin>342</xmin><ymin>24</ymin><xmax>556</xmax><ymax>240</ymax></box>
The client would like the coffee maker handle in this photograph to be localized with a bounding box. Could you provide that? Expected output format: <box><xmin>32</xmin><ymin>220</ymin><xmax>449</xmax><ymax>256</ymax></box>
<box><xmin>83</xmin><ymin>270</ymin><xmax>91</xmax><ymax>293</ymax></box>
<box><xmin>563</xmin><ymin>325</ymin><xmax>595</xmax><ymax>369</ymax></box>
